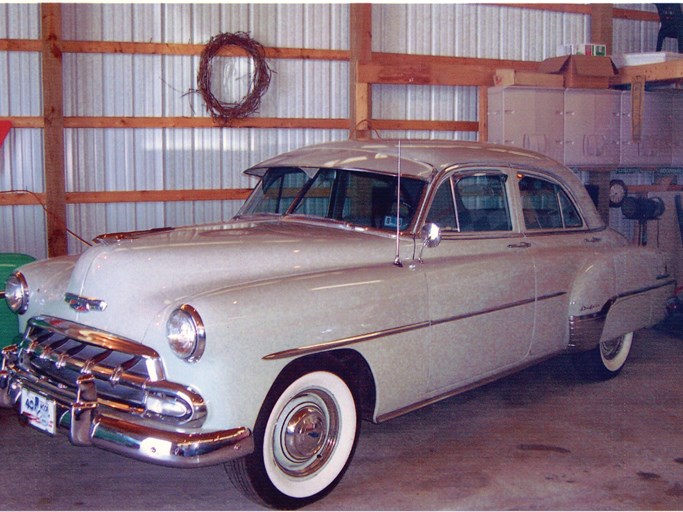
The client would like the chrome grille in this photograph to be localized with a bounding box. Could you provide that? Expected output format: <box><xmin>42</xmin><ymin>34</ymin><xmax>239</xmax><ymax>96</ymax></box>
<box><xmin>18</xmin><ymin>316</ymin><xmax>163</xmax><ymax>409</ymax></box>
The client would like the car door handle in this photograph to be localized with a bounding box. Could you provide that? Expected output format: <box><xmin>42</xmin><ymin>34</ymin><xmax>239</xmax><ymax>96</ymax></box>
<box><xmin>507</xmin><ymin>241</ymin><xmax>531</xmax><ymax>249</ymax></box>
<box><xmin>584</xmin><ymin>237</ymin><xmax>602</xmax><ymax>243</ymax></box>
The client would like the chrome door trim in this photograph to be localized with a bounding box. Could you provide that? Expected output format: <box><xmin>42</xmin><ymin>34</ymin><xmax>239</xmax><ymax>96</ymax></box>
<box><xmin>263</xmin><ymin>292</ymin><xmax>565</xmax><ymax>361</ymax></box>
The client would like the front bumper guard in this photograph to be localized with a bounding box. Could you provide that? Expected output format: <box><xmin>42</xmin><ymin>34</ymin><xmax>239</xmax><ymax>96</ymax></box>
<box><xmin>0</xmin><ymin>348</ymin><xmax>253</xmax><ymax>468</ymax></box>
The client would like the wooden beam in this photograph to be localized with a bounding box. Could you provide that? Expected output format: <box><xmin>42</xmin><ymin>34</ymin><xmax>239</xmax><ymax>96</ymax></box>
<box><xmin>631</xmin><ymin>75</ymin><xmax>646</xmax><ymax>142</ymax></box>
<box><xmin>0</xmin><ymin>191</ymin><xmax>46</xmax><ymax>206</ymax></box>
<box><xmin>349</xmin><ymin>3</ymin><xmax>373</xmax><ymax>140</ymax></box>
<box><xmin>0</xmin><ymin>39</ymin><xmax>41</xmax><ymax>51</ymax></box>
<box><xmin>373</xmin><ymin>52</ymin><xmax>539</xmax><ymax>72</ymax></box>
<box><xmin>2</xmin><ymin>116</ymin><xmax>348</xmax><ymax>130</ymax></box>
<box><xmin>64</xmin><ymin>117</ymin><xmax>348</xmax><ymax>130</ymax></box>
<box><xmin>66</xmin><ymin>189</ymin><xmax>252</xmax><ymax>204</ymax></box>
<box><xmin>478</xmin><ymin>87</ymin><xmax>489</xmax><ymax>142</ymax></box>
<box><xmin>1</xmin><ymin>116</ymin><xmax>44</xmax><ymax>128</ymax></box>
<box><xmin>369</xmin><ymin>120</ymin><xmax>478</xmax><ymax>132</ymax></box>
<box><xmin>41</xmin><ymin>4</ymin><xmax>68</xmax><ymax>257</ymax></box>
<box><xmin>358</xmin><ymin>61</ymin><xmax>496</xmax><ymax>87</ymax></box>
<box><xmin>590</xmin><ymin>4</ymin><xmax>614</xmax><ymax>56</ymax></box>
<box><xmin>0</xmin><ymin>189</ymin><xmax>252</xmax><ymax>206</ymax></box>
<box><xmin>612</xmin><ymin>60</ymin><xmax>683</xmax><ymax>85</ymax></box>
<box><xmin>613</xmin><ymin>7</ymin><xmax>659</xmax><ymax>22</ymax></box>
<box><xmin>495</xmin><ymin>4</ymin><xmax>658</xmax><ymax>22</ymax></box>
<box><xmin>495</xmin><ymin>3</ymin><xmax>591</xmax><ymax>15</ymax></box>
<box><xmin>59</xmin><ymin>40</ymin><xmax>349</xmax><ymax>61</ymax></box>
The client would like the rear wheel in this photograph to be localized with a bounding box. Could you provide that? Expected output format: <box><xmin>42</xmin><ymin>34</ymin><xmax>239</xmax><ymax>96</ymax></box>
<box><xmin>226</xmin><ymin>367</ymin><xmax>359</xmax><ymax>509</ymax></box>
<box><xmin>573</xmin><ymin>332</ymin><xmax>634</xmax><ymax>380</ymax></box>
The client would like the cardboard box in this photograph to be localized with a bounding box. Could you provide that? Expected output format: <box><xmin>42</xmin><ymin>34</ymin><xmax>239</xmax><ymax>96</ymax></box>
<box><xmin>493</xmin><ymin>69</ymin><xmax>564</xmax><ymax>88</ymax></box>
<box><xmin>538</xmin><ymin>55</ymin><xmax>618</xmax><ymax>89</ymax></box>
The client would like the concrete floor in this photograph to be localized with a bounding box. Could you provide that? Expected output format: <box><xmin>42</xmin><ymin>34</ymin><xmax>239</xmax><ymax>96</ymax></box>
<box><xmin>0</xmin><ymin>326</ymin><xmax>682</xmax><ymax>510</ymax></box>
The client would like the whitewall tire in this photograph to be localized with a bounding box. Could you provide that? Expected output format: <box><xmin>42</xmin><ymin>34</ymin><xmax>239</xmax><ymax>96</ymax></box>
<box><xmin>226</xmin><ymin>366</ymin><xmax>360</xmax><ymax>509</ymax></box>
<box><xmin>573</xmin><ymin>332</ymin><xmax>634</xmax><ymax>381</ymax></box>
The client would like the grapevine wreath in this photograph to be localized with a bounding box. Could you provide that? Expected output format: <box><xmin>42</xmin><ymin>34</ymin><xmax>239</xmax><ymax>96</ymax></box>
<box><xmin>197</xmin><ymin>32</ymin><xmax>272</xmax><ymax>124</ymax></box>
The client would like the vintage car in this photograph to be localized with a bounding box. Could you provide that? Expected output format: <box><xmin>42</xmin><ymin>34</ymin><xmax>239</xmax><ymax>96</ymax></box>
<box><xmin>0</xmin><ymin>140</ymin><xmax>675</xmax><ymax>508</ymax></box>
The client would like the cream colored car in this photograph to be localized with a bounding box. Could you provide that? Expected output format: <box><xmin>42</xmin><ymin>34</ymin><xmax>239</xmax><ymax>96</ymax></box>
<box><xmin>1</xmin><ymin>140</ymin><xmax>674</xmax><ymax>508</ymax></box>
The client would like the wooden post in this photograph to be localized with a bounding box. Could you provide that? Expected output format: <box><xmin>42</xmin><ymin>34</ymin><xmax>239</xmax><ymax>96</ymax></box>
<box><xmin>631</xmin><ymin>75</ymin><xmax>645</xmax><ymax>142</ymax></box>
<box><xmin>478</xmin><ymin>87</ymin><xmax>489</xmax><ymax>142</ymax></box>
<box><xmin>41</xmin><ymin>4</ymin><xmax>68</xmax><ymax>256</ymax></box>
<box><xmin>590</xmin><ymin>4</ymin><xmax>613</xmax><ymax>55</ymax></box>
<box><xmin>588</xmin><ymin>170</ymin><xmax>611</xmax><ymax>224</ymax></box>
<box><xmin>349</xmin><ymin>4</ymin><xmax>372</xmax><ymax>140</ymax></box>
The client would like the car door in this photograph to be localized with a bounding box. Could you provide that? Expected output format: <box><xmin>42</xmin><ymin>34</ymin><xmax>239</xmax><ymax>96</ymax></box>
<box><xmin>515</xmin><ymin>171</ymin><xmax>595</xmax><ymax>356</ymax></box>
<box><xmin>421</xmin><ymin>169</ymin><xmax>536</xmax><ymax>394</ymax></box>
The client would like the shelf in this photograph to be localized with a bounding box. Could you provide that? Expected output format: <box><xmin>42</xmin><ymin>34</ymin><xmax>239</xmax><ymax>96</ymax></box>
<box><xmin>612</xmin><ymin>59</ymin><xmax>683</xmax><ymax>86</ymax></box>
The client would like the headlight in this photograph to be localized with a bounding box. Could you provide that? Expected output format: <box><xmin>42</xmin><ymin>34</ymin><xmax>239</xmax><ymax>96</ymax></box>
<box><xmin>166</xmin><ymin>304</ymin><xmax>205</xmax><ymax>362</ymax></box>
<box><xmin>4</xmin><ymin>272</ymin><xmax>29</xmax><ymax>314</ymax></box>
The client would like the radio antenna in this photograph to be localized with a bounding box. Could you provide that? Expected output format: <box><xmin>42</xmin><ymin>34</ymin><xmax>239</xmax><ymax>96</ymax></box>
<box><xmin>393</xmin><ymin>140</ymin><xmax>403</xmax><ymax>267</ymax></box>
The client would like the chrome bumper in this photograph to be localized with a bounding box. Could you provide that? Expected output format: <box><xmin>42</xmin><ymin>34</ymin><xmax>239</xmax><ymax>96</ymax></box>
<box><xmin>0</xmin><ymin>348</ymin><xmax>253</xmax><ymax>468</ymax></box>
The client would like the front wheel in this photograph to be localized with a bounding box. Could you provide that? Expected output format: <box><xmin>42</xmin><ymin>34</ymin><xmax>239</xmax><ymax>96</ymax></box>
<box><xmin>226</xmin><ymin>368</ymin><xmax>360</xmax><ymax>509</ymax></box>
<box><xmin>572</xmin><ymin>332</ymin><xmax>634</xmax><ymax>381</ymax></box>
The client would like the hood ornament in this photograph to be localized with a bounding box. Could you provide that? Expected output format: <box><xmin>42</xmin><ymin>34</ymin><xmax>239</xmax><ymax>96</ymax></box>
<box><xmin>65</xmin><ymin>293</ymin><xmax>108</xmax><ymax>312</ymax></box>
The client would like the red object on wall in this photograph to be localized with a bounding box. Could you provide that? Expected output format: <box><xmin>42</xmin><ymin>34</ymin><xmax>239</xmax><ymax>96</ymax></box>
<box><xmin>0</xmin><ymin>120</ymin><xmax>11</xmax><ymax>147</ymax></box>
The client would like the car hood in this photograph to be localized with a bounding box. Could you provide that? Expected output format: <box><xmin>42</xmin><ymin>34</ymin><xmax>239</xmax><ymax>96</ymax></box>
<box><xmin>48</xmin><ymin>219</ymin><xmax>407</xmax><ymax>342</ymax></box>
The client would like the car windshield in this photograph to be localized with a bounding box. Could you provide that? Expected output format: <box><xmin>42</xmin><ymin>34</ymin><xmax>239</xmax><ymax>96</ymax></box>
<box><xmin>238</xmin><ymin>167</ymin><xmax>426</xmax><ymax>231</ymax></box>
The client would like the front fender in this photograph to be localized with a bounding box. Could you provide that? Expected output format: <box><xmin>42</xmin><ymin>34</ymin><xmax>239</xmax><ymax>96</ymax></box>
<box><xmin>148</xmin><ymin>262</ymin><xmax>428</xmax><ymax>431</ymax></box>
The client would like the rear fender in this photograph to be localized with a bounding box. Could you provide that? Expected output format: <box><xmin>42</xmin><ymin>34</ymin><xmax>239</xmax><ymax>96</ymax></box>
<box><xmin>566</xmin><ymin>253</ymin><xmax>616</xmax><ymax>352</ymax></box>
<box><xmin>567</xmin><ymin>246</ymin><xmax>673</xmax><ymax>352</ymax></box>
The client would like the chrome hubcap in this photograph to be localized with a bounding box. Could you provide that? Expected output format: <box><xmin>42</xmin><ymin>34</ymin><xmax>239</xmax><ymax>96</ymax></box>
<box><xmin>600</xmin><ymin>335</ymin><xmax>624</xmax><ymax>361</ymax></box>
<box><xmin>284</xmin><ymin>405</ymin><xmax>326</xmax><ymax>461</ymax></box>
<box><xmin>273</xmin><ymin>390</ymin><xmax>339</xmax><ymax>477</ymax></box>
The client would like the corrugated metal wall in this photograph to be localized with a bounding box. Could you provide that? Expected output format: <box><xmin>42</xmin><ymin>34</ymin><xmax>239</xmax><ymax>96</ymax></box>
<box><xmin>0</xmin><ymin>3</ymin><xmax>664</xmax><ymax>257</ymax></box>
<box><xmin>0</xmin><ymin>3</ymin><xmax>45</xmax><ymax>257</ymax></box>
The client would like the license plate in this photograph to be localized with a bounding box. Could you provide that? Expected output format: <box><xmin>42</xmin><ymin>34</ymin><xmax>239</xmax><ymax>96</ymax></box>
<box><xmin>21</xmin><ymin>388</ymin><xmax>57</xmax><ymax>435</ymax></box>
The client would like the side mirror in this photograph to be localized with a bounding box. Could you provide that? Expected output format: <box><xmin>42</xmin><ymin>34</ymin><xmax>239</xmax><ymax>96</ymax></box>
<box><xmin>421</xmin><ymin>223</ymin><xmax>441</xmax><ymax>249</ymax></box>
<box><xmin>418</xmin><ymin>223</ymin><xmax>441</xmax><ymax>263</ymax></box>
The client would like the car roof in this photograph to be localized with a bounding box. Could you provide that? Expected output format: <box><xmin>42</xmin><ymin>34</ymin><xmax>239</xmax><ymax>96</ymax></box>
<box><xmin>245</xmin><ymin>139</ymin><xmax>605</xmax><ymax>230</ymax></box>
<box><xmin>246</xmin><ymin>139</ymin><xmax>572</xmax><ymax>180</ymax></box>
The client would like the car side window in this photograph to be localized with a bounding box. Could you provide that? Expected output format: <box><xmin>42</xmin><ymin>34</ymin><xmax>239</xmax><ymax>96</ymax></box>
<box><xmin>519</xmin><ymin>175</ymin><xmax>583</xmax><ymax>229</ymax></box>
<box><xmin>426</xmin><ymin>174</ymin><xmax>512</xmax><ymax>232</ymax></box>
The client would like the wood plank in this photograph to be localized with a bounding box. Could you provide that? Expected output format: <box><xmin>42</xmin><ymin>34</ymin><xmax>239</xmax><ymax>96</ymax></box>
<box><xmin>496</xmin><ymin>4</ymin><xmax>657</xmax><ymax>22</ymax></box>
<box><xmin>613</xmin><ymin>7</ymin><xmax>659</xmax><ymax>22</ymax></box>
<box><xmin>612</xmin><ymin>60</ymin><xmax>683</xmax><ymax>85</ymax></box>
<box><xmin>590</xmin><ymin>4</ymin><xmax>613</xmax><ymax>55</ymax></box>
<box><xmin>495</xmin><ymin>3</ymin><xmax>591</xmax><ymax>15</ymax></box>
<box><xmin>0</xmin><ymin>39</ymin><xmax>41</xmax><ymax>51</ymax></box>
<box><xmin>478</xmin><ymin>87</ymin><xmax>489</xmax><ymax>142</ymax></box>
<box><xmin>66</xmin><ymin>189</ymin><xmax>252</xmax><ymax>204</ymax></box>
<box><xmin>1</xmin><ymin>117</ymin><xmax>44</xmax><ymax>128</ymax></box>
<box><xmin>63</xmin><ymin>117</ymin><xmax>349</xmax><ymax>129</ymax></box>
<box><xmin>631</xmin><ymin>75</ymin><xmax>646</xmax><ymax>142</ymax></box>
<box><xmin>3</xmin><ymin>116</ymin><xmax>350</xmax><ymax>130</ymax></box>
<box><xmin>41</xmin><ymin>4</ymin><xmax>68</xmax><ymax>257</ymax></box>
<box><xmin>0</xmin><ymin>189</ymin><xmax>252</xmax><ymax>206</ymax></box>
<box><xmin>358</xmin><ymin>61</ymin><xmax>495</xmax><ymax>87</ymax></box>
<box><xmin>494</xmin><ymin>69</ymin><xmax>563</xmax><ymax>88</ymax></box>
<box><xmin>370</xmin><ymin>119</ymin><xmax>478</xmax><ymax>132</ymax></box>
<box><xmin>349</xmin><ymin>3</ymin><xmax>373</xmax><ymax>140</ymax></box>
<box><xmin>58</xmin><ymin>40</ymin><xmax>349</xmax><ymax>61</ymax></box>
<box><xmin>0</xmin><ymin>191</ymin><xmax>45</xmax><ymax>206</ymax></box>
<box><xmin>372</xmin><ymin>52</ymin><xmax>540</xmax><ymax>72</ymax></box>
